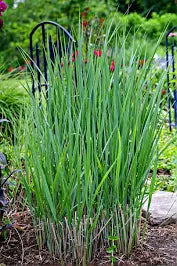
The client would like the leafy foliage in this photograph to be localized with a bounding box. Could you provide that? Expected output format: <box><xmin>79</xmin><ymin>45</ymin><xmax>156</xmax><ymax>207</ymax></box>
<box><xmin>114</xmin><ymin>0</ymin><xmax>177</xmax><ymax>14</ymax></box>
<box><xmin>0</xmin><ymin>70</ymin><xmax>29</xmax><ymax>121</ymax></box>
<box><xmin>158</xmin><ymin>126</ymin><xmax>177</xmax><ymax>173</ymax></box>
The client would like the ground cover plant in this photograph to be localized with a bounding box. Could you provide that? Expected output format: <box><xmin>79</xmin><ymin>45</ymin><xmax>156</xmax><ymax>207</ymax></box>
<box><xmin>13</xmin><ymin>25</ymin><xmax>169</xmax><ymax>264</ymax></box>
<box><xmin>156</xmin><ymin>125</ymin><xmax>177</xmax><ymax>192</ymax></box>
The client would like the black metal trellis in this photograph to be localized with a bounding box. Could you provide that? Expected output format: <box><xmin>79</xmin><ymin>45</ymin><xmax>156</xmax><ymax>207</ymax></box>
<box><xmin>166</xmin><ymin>26</ymin><xmax>177</xmax><ymax>131</ymax></box>
<box><xmin>29</xmin><ymin>21</ymin><xmax>74</xmax><ymax>97</ymax></box>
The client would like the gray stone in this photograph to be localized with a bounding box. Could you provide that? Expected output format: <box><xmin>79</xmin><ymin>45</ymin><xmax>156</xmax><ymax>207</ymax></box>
<box><xmin>143</xmin><ymin>191</ymin><xmax>177</xmax><ymax>225</ymax></box>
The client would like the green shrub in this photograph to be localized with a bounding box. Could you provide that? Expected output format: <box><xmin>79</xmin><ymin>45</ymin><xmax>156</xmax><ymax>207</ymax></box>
<box><xmin>109</xmin><ymin>12</ymin><xmax>177</xmax><ymax>41</ymax></box>
<box><xmin>0</xmin><ymin>71</ymin><xmax>29</xmax><ymax>120</ymax></box>
<box><xmin>0</xmin><ymin>68</ymin><xmax>30</xmax><ymax>146</ymax></box>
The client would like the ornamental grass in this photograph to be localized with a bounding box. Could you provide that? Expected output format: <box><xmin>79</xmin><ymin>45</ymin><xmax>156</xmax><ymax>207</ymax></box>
<box><xmin>18</xmin><ymin>26</ymin><xmax>166</xmax><ymax>264</ymax></box>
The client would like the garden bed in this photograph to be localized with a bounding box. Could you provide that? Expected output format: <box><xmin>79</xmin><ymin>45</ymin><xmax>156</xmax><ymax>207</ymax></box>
<box><xmin>0</xmin><ymin>209</ymin><xmax>177</xmax><ymax>265</ymax></box>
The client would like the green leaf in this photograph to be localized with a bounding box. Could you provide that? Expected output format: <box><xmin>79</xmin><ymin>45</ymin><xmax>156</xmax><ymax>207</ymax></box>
<box><xmin>106</xmin><ymin>245</ymin><xmax>116</xmax><ymax>253</ymax></box>
<box><xmin>110</xmin><ymin>256</ymin><xmax>116</xmax><ymax>263</ymax></box>
<box><xmin>108</xmin><ymin>235</ymin><xmax>119</xmax><ymax>241</ymax></box>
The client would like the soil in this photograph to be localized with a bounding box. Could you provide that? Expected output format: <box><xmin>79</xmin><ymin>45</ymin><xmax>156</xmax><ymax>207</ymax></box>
<box><xmin>0</xmin><ymin>210</ymin><xmax>177</xmax><ymax>265</ymax></box>
<box><xmin>149</xmin><ymin>168</ymin><xmax>171</xmax><ymax>177</ymax></box>
<box><xmin>124</xmin><ymin>224</ymin><xmax>177</xmax><ymax>265</ymax></box>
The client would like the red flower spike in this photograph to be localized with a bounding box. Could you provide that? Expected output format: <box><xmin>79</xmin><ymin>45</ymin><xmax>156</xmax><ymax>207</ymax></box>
<box><xmin>82</xmin><ymin>20</ymin><xmax>87</xmax><ymax>27</ymax></box>
<box><xmin>100</xmin><ymin>18</ymin><xmax>104</xmax><ymax>24</ymax></box>
<box><xmin>110</xmin><ymin>65</ymin><xmax>115</xmax><ymax>72</ymax></box>
<box><xmin>97</xmin><ymin>50</ymin><xmax>102</xmax><ymax>57</ymax></box>
<box><xmin>81</xmin><ymin>11</ymin><xmax>86</xmax><ymax>18</ymax></box>
<box><xmin>19</xmin><ymin>65</ymin><xmax>25</xmax><ymax>71</ymax></box>
<box><xmin>71</xmin><ymin>51</ymin><xmax>78</xmax><ymax>62</ymax></box>
<box><xmin>161</xmin><ymin>89</ymin><xmax>166</xmax><ymax>96</ymax></box>
<box><xmin>138</xmin><ymin>59</ymin><xmax>147</xmax><ymax>67</ymax></box>
<box><xmin>8</xmin><ymin>66</ymin><xmax>13</xmax><ymax>72</ymax></box>
<box><xmin>85</xmin><ymin>7</ymin><xmax>90</xmax><ymax>12</ymax></box>
<box><xmin>110</xmin><ymin>60</ymin><xmax>115</xmax><ymax>72</ymax></box>
<box><xmin>72</xmin><ymin>51</ymin><xmax>78</xmax><ymax>58</ymax></box>
<box><xmin>94</xmin><ymin>50</ymin><xmax>102</xmax><ymax>57</ymax></box>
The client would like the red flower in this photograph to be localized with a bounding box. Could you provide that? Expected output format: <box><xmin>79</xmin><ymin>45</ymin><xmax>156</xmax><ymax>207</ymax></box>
<box><xmin>138</xmin><ymin>59</ymin><xmax>147</xmax><ymax>67</ymax></box>
<box><xmin>19</xmin><ymin>65</ymin><xmax>25</xmax><ymax>71</ymax></box>
<box><xmin>72</xmin><ymin>50</ymin><xmax>78</xmax><ymax>57</ymax></box>
<box><xmin>100</xmin><ymin>18</ymin><xmax>104</xmax><ymax>24</ymax></box>
<box><xmin>0</xmin><ymin>1</ymin><xmax>7</xmax><ymax>13</ymax></box>
<box><xmin>82</xmin><ymin>20</ymin><xmax>87</xmax><ymax>27</ymax></box>
<box><xmin>71</xmin><ymin>50</ymin><xmax>79</xmax><ymax>62</ymax></box>
<box><xmin>85</xmin><ymin>7</ymin><xmax>90</xmax><ymax>12</ymax></box>
<box><xmin>161</xmin><ymin>89</ymin><xmax>166</xmax><ymax>96</ymax></box>
<box><xmin>0</xmin><ymin>1</ymin><xmax>7</xmax><ymax>29</ymax></box>
<box><xmin>8</xmin><ymin>66</ymin><xmax>13</xmax><ymax>72</ymax></box>
<box><xmin>110</xmin><ymin>60</ymin><xmax>115</xmax><ymax>72</ymax></box>
<box><xmin>94</xmin><ymin>50</ymin><xmax>102</xmax><ymax>57</ymax></box>
<box><xmin>81</xmin><ymin>11</ymin><xmax>86</xmax><ymax>18</ymax></box>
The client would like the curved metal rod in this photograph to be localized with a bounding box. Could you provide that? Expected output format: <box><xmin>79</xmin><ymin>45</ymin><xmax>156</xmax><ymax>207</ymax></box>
<box><xmin>29</xmin><ymin>21</ymin><xmax>75</xmax><ymax>42</ymax></box>
<box><xmin>29</xmin><ymin>21</ymin><xmax>75</xmax><ymax>97</ymax></box>
<box><xmin>165</xmin><ymin>26</ymin><xmax>177</xmax><ymax>131</ymax></box>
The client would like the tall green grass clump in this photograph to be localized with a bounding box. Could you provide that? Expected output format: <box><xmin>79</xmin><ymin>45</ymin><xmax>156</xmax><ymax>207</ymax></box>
<box><xmin>20</xmin><ymin>28</ymin><xmax>166</xmax><ymax>263</ymax></box>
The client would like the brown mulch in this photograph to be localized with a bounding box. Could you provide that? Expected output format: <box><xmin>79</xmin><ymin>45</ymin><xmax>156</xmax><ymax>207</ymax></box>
<box><xmin>0</xmin><ymin>210</ymin><xmax>177</xmax><ymax>265</ymax></box>
<box><xmin>125</xmin><ymin>224</ymin><xmax>177</xmax><ymax>265</ymax></box>
<box><xmin>0</xmin><ymin>210</ymin><xmax>58</xmax><ymax>265</ymax></box>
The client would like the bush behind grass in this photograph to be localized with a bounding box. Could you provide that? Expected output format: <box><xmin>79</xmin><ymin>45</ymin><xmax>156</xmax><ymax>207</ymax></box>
<box><xmin>0</xmin><ymin>69</ymin><xmax>29</xmax><ymax>119</ymax></box>
<box><xmin>17</xmin><ymin>27</ymin><xmax>166</xmax><ymax>263</ymax></box>
<box><xmin>0</xmin><ymin>69</ymin><xmax>30</xmax><ymax>152</ymax></box>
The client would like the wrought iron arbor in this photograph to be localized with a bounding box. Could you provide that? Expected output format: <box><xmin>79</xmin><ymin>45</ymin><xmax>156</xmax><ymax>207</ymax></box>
<box><xmin>29</xmin><ymin>21</ymin><xmax>74</xmax><ymax>97</ymax></box>
<box><xmin>166</xmin><ymin>26</ymin><xmax>177</xmax><ymax>130</ymax></box>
